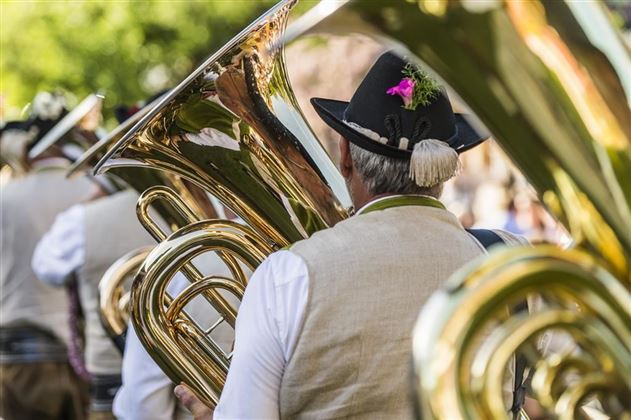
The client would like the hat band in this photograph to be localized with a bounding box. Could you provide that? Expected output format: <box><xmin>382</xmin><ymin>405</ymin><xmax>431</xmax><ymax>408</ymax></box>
<box><xmin>343</xmin><ymin>120</ymin><xmax>411</xmax><ymax>151</ymax></box>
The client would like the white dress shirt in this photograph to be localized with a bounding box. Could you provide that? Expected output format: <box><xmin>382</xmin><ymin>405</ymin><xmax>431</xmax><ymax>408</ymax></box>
<box><xmin>214</xmin><ymin>250</ymin><xmax>308</xmax><ymax>419</ymax></box>
<box><xmin>32</xmin><ymin>204</ymin><xmax>86</xmax><ymax>285</ymax></box>
<box><xmin>114</xmin><ymin>324</ymin><xmax>177</xmax><ymax>420</ymax></box>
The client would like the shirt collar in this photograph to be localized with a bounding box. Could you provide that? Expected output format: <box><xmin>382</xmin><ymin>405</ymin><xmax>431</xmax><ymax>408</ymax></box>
<box><xmin>355</xmin><ymin>194</ymin><xmax>446</xmax><ymax>215</ymax></box>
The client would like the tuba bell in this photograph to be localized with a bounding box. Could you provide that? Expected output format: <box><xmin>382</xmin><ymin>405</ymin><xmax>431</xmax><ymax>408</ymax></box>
<box><xmin>95</xmin><ymin>0</ymin><xmax>350</xmax><ymax>406</ymax></box>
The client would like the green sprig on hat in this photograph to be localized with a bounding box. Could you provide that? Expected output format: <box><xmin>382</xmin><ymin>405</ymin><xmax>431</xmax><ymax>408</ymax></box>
<box><xmin>386</xmin><ymin>63</ymin><xmax>441</xmax><ymax>110</ymax></box>
<box><xmin>401</xmin><ymin>63</ymin><xmax>441</xmax><ymax>110</ymax></box>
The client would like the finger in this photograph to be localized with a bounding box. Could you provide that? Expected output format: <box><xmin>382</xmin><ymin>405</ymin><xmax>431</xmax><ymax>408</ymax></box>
<box><xmin>174</xmin><ymin>384</ymin><xmax>213</xmax><ymax>419</ymax></box>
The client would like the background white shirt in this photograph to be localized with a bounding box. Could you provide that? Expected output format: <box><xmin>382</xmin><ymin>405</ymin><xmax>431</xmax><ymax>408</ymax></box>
<box><xmin>32</xmin><ymin>204</ymin><xmax>86</xmax><ymax>285</ymax></box>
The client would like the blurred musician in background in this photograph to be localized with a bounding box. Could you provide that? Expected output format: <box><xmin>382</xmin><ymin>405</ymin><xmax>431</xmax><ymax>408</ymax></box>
<box><xmin>31</xmin><ymin>97</ymin><xmax>166</xmax><ymax>420</ymax></box>
<box><xmin>177</xmin><ymin>52</ymin><xmax>525</xmax><ymax>419</ymax></box>
<box><xmin>32</xmin><ymin>186</ymin><xmax>154</xmax><ymax>420</ymax></box>
<box><xmin>0</xmin><ymin>93</ymin><xmax>94</xmax><ymax>420</ymax></box>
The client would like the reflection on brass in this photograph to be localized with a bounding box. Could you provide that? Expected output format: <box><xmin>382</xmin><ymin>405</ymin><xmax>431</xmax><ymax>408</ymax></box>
<box><xmin>98</xmin><ymin>246</ymin><xmax>153</xmax><ymax>353</ymax></box>
<box><xmin>285</xmin><ymin>0</ymin><xmax>631</xmax><ymax>418</ymax></box>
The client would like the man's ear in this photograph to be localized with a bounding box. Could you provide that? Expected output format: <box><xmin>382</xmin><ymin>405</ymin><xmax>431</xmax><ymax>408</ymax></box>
<box><xmin>339</xmin><ymin>136</ymin><xmax>353</xmax><ymax>179</ymax></box>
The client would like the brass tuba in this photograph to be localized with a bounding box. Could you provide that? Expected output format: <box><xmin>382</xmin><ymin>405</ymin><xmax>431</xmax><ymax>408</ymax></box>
<box><xmin>283</xmin><ymin>0</ymin><xmax>631</xmax><ymax>417</ymax></box>
<box><xmin>95</xmin><ymin>0</ymin><xmax>350</xmax><ymax>406</ymax></box>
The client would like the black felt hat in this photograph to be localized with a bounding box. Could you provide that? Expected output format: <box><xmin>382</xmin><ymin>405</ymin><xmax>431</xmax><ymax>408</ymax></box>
<box><xmin>311</xmin><ymin>52</ymin><xmax>488</xmax><ymax>159</ymax></box>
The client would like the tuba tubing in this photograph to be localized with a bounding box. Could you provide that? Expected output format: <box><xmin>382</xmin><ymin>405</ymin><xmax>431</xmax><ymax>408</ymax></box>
<box><xmin>131</xmin><ymin>219</ymin><xmax>273</xmax><ymax>406</ymax></box>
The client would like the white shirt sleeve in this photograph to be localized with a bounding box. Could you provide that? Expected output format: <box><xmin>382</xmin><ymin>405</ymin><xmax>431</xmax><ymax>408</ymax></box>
<box><xmin>31</xmin><ymin>204</ymin><xmax>86</xmax><ymax>286</ymax></box>
<box><xmin>113</xmin><ymin>321</ymin><xmax>181</xmax><ymax>420</ymax></box>
<box><xmin>214</xmin><ymin>250</ymin><xmax>309</xmax><ymax>420</ymax></box>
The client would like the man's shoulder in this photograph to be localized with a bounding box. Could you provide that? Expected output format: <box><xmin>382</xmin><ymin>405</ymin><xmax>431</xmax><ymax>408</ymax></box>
<box><xmin>287</xmin><ymin>212</ymin><xmax>400</xmax><ymax>266</ymax></box>
<box><xmin>5</xmin><ymin>169</ymin><xmax>85</xmax><ymax>195</ymax></box>
<box><xmin>250</xmin><ymin>249</ymin><xmax>308</xmax><ymax>290</ymax></box>
<box><xmin>289</xmin><ymin>215</ymin><xmax>360</xmax><ymax>254</ymax></box>
<box><xmin>1</xmin><ymin>176</ymin><xmax>40</xmax><ymax>208</ymax></box>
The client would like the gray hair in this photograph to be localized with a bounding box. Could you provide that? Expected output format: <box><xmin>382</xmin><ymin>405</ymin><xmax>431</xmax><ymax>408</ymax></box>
<box><xmin>349</xmin><ymin>142</ymin><xmax>443</xmax><ymax>198</ymax></box>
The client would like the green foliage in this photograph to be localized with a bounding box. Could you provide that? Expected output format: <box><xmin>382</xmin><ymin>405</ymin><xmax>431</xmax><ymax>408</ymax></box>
<box><xmin>401</xmin><ymin>63</ymin><xmax>441</xmax><ymax>110</ymax></box>
<box><xmin>0</xmin><ymin>0</ymin><xmax>277</xmax><ymax>125</ymax></box>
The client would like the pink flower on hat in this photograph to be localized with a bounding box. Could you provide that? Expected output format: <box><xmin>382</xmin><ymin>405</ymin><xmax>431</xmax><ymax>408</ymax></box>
<box><xmin>386</xmin><ymin>77</ymin><xmax>416</xmax><ymax>108</ymax></box>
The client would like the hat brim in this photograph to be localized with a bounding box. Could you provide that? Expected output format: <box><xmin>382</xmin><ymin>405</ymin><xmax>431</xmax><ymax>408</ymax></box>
<box><xmin>311</xmin><ymin>97</ymin><xmax>488</xmax><ymax>158</ymax></box>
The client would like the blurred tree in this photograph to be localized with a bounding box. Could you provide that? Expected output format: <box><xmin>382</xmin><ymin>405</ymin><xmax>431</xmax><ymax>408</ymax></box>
<box><xmin>0</xmin><ymin>0</ymin><xmax>277</xmax><ymax>124</ymax></box>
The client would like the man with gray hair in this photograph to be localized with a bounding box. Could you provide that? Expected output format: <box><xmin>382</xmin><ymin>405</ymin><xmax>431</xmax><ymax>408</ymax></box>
<box><xmin>177</xmin><ymin>51</ymin><xmax>515</xmax><ymax>419</ymax></box>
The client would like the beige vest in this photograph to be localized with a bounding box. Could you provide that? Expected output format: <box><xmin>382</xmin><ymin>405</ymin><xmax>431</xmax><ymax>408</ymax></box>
<box><xmin>1</xmin><ymin>167</ymin><xmax>93</xmax><ymax>346</ymax></box>
<box><xmin>79</xmin><ymin>190</ymin><xmax>154</xmax><ymax>375</ymax></box>
<box><xmin>279</xmin><ymin>201</ymin><xmax>485</xmax><ymax>419</ymax></box>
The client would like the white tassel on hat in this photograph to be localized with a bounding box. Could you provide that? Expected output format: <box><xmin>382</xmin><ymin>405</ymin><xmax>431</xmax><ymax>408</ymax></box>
<box><xmin>409</xmin><ymin>139</ymin><xmax>460</xmax><ymax>187</ymax></box>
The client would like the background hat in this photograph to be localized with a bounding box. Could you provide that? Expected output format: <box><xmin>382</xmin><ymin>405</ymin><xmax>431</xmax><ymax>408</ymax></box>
<box><xmin>0</xmin><ymin>92</ymin><xmax>68</xmax><ymax>163</ymax></box>
<box><xmin>25</xmin><ymin>92</ymin><xmax>69</xmax><ymax>146</ymax></box>
<box><xmin>28</xmin><ymin>93</ymin><xmax>101</xmax><ymax>159</ymax></box>
<box><xmin>311</xmin><ymin>51</ymin><xmax>488</xmax><ymax>187</ymax></box>
<box><xmin>0</xmin><ymin>120</ymin><xmax>40</xmax><ymax>171</ymax></box>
